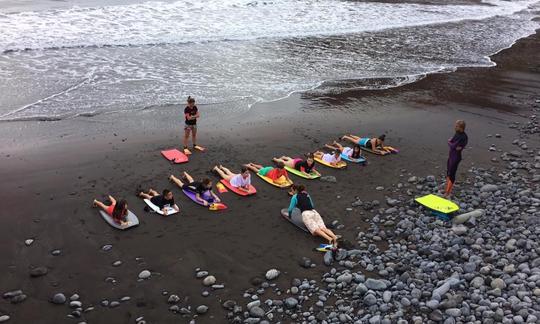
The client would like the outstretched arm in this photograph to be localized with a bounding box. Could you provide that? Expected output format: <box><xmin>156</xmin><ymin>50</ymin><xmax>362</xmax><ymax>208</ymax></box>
<box><xmin>288</xmin><ymin>195</ymin><xmax>298</xmax><ymax>217</ymax></box>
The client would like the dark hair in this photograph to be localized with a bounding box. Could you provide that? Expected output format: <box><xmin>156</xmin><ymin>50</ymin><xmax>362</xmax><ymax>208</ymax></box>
<box><xmin>333</xmin><ymin>150</ymin><xmax>340</xmax><ymax>156</ymax></box>
<box><xmin>305</xmin><ymin>153</ymin><xmax>314</xmax><ymax>159</ymax></box>
<box><xmin>352</xmin><ymin>144</ymin><xmax>361</xmax><ymax>158</ymax></box>
<box><xmin>276</xmin><ymin>161</ymin><xmax>285</xmax><ymax>169</ymax></box>
<box><xmin>202</xmin><ymin>178</ymin><xmax>212</xmax><ymax>186</ymax></box>
<box><xmin>112</xmin><ymin>199</ymin><xmax>128</xmax><ymax>221</ymax></box>
<box><xmin>187</xmin><ymin>96</ymin><xmax>195</xmax><ymax>103</ymax></box>
<box><xmin>296</xmin><ymin>184</ymin><xmax>306</xmax><ymax>192</ymax></box>
<box><xmin>163</xmin><ymin>189</ymin><xmax>171</xmax><ymax>197</ymax></box>
<box><xmin>378</xmin><ymin>134</ymin><xmax>386</xmax><ymax>141</ymax></box>
<box><xmin>241</xmin><ymin>166</ymin><xmax>249</xmax><ymax>174</ymax></box>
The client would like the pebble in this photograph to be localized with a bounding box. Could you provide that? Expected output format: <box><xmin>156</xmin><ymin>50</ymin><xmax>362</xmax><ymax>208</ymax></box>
<box><xmin>29</xmin><ymin>267</ymin><xmax>48</xmax><ymax>277</ymax></box>
<box><xmin>0</xmin><ymin>316</ymin><xmax>9</xmax><ymax>323</ymax></box>
<box><xmin>320</xmin><ymin>176</ymin><xmax>337</xmax><ymax>183</ymax></box>
<box><xmin>51</xmin><ymin>293</ymin><xmax>66</xmax><ymax>304</ymax></box>
<box><xmin>284</xmin><ymin>297</ymin><xmax>298</xmax><ymax>309</ymax></box>
<box><xmin>24</xmin><ymin>239</ymin><xmax>34</xmax><ymax>246</ymax></box>
<box><xmin>491</xmin><ymin>278</ymin><xmax>506</xmax><ymax>289</ymax></box>
<box><xmin>138</xmin><ymin>270</ymin><xmax>151</xmax><ymax>280</ymax></box>
<box><xmin>265</xmin><ymin>269</ymin><xmax>280</xmax><ymax>280</ymax></box>
<box><xmin>101</xmin><ymin>244</ymin><xmax>113</xmax><ymax>251</ymax></box>
<box><xmin>196</xmin><ymin>305</ymin><xmax>208</xmax><ymax>314</ymax></box>
<box><xmin>203</xmin><ymin>275</ymin><xmax>216</xmax><ymax>286</ymax></box>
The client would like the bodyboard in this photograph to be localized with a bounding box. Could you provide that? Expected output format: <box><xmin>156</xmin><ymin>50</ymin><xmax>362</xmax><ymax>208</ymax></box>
<box><xmin>161</xmin><ymin>149</ymin><xmax>189</xmax><ymax>164</ymax></box>
<box><xmin>314</xmin><ymin>157</ymin><xmax>347</xmax><ymax>169</ymax></box>
<box><xmin>256</xmin><ymin>173</ymin><xmax>293</xmax><ymax>188</ymax></box>
<box><xmin>340</xmin><ymin>153</ymin><xmax>366</xmax><ymax>164</ymax></box>
<box><xmin>143</xmin><ymin>199</ymin><xmax>179</xmax><ymax>216</ymax></box>
<box><xmin>220</xmin><ymin>179</ymin><xmax>256</xmax><ymax>196</ymax></box>
<box><xmin>284</xmin><ymin>166</ymin><xmax>321</xmax><ymax>180</ymax></box>
<box><xmin>182</xmin><ymin>189</ymin><xmax>227</xmax><ymax>210</ymax></box>
<box><xmin>99</xmin><ymin>210</ymin><xmax>139</xmax><ymax>230</ymax></box>
<box><xmin>415</xmin><ymin>194</ymin><xmax>459</xmax><ymax>214</ymax></box>
<box><xmin>281</xmin><ymin>208</ymin><xmax>309</xmax><ymax>233</ymax></box>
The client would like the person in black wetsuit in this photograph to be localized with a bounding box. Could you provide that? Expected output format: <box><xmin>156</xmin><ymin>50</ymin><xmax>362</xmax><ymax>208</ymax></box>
<box><xmin>169</xmin><ymin>172</ymin><xmax>221</xmax><ymax>206</ymax></box>
<box><xmin>444</xmin><ymin>120</ymin><xmax>468</xmax><ymax>197</ymax></box>
<box><xmin>138</xmin><ymin>188</ymin><xmax>179</xmax><ymax>215</ymax></box>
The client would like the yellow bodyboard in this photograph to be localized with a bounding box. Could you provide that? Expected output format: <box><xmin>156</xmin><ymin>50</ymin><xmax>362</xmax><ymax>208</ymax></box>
<box><xmin>256</xmin><ymin>173</ymin><xmax>293</xmax><ymax>188</ymax></box>
<box><xmin>314</xmin><ymin>157</ymin><xmax>347</xmax><ymax>169</ymax></box>
<box><xmin>415</xmin><ymin>194</ymin><xmax>459</xmax><ymax>214</ymax></box>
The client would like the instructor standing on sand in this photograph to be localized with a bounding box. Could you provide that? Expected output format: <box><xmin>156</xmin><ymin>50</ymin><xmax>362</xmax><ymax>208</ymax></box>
<box><xmin>183</xmin><ymin>96</ymin><xmax>201</xmax><ymax>155</ymax></box>
<box><xmin>444</xmin><ymin>120</ymin><xmax>468</xmax><ymax>197</ymax></box>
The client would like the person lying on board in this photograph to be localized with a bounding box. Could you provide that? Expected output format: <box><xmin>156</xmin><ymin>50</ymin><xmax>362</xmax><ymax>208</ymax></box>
<box><xmin>213</xmin><ymin>165</ymin><xmax>252</xmax><ymax>193</ymax></box>
<box><xmin>288</xmin><ymin>184</ymin><xmax>338</xmax><ymax>247</ymax></box>
<box><xmin>244</xmin><ymin>161</ymin><xmax>291</xmax><ymax>185</ymax></box>
<box><xmin>93</xmin><ymin>195</ymin><xmax>128</xmax><ymax>225</ymax></box>
<box><xmin>169</xmin><ymin>172</ymin><xmax>221</xmax><ymax>206</ymax></box>
<box><xmin>341</xmin><ymin>134</ymin><xmax>388</xmax><ymax>155</ymax></box>
<box><xmin>273</xmin><ymin>153</ymin><xmax>317</xmax><ymax>175</ymax></box>
<box><xmin>314</xmin><ymin>150</ymin><xmax>342</xmax><ymax>166</ymax></box>
<box><xmin>325</xmin><ymin>141</ymin><xmax>363</xmax><ymax>159</ymax></box>
<box><xmin>138</xmin><ymin>188</ymin><xmax>179</xmax><ymax>215</ymax></box>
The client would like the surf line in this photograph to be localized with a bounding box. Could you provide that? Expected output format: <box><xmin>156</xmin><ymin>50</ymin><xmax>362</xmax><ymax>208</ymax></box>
<box><xmin>0</xmin><ymin>70</ymin><xmax>96</xmax><ymax>119</ymax></box>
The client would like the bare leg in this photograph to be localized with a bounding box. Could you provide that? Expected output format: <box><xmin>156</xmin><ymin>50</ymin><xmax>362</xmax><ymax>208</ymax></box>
<box><xmin>325</xmin><ymin>144</ymin><xmax>342</xmax><ymax>151</ymax></box>
<box><xmin>219</xmin><ymin>166</ymin><xmax>235</xmax><ymax>176</ymax></box>
<box><xmin>183</xmin><ymin>127</ymin><xmax>191</xmax><ymax>148</ymax></box>
<box><xmin>183</xmin><ymin>171</ymin><xmax>194</xmax><ymax>183</ymax></box>
<box><xmin>313</xmin><ymin>228</ymin><xmax>334</xmax><ymax>244</ymax></box>
<box><xmin>213</xmin><ymin>166</ymin><xmax>233</xmax><ymax>181</ymax></box>
<box><xmin>314</xmin><ymin>151</ymin><xmax>324</xmax><ymax>159</ymax></box>
<box><xmin>93</xmin><ymin>199</ymin><xmax>109</xmax><ymax>211</ymax></box>
<box><xmin>341</xmin><ymin>135</ymin><xmax>359</xmax><ymax>145</ymax></box>
<box><xmin>107</xmin><ymin>195</ymin><xmax>117</xmax><ymax>205</ymax></box>
<box><xmin>244</xmin><ymin>163</ymin><xmax>261</xmax><ymax>173</ymax></box>
<box><xmin>138</xmin><ymin>192</ymin><xmax>153</xmax><ymax>200</ymax></box>
<box><xmin>148</xmin><ymin>189</ymin><xmax>159</xmax><ymax>196</ymax></box>
<box><xmin>321</xmin><ymin>228</ymin><xmax>338</xmax><ymax>242</ymax></box>
<box><xmin>192</xmin><ymin>127</ymin><xmax>197</xmax><ymax>147</ymax></box>
<box><xmin>274</xmin><ymin>156</ymin><xmax>295</xmax><ymax>168</ymax></box>
<box><xmin>169</xmin><ymin>175</ymin><xmax>185</xmax><ymax>188</ymax></box>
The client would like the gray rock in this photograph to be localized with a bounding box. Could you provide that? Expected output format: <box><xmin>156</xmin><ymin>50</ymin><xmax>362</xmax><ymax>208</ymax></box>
<box><xmin>491</xmin><ymin>278</ymin><xmax>506</xmax><ymax>289</ymax></box>
<box><xmin>320</xmin><ymin>176</ymin><xmax>337</xmax><ymax>183</ymax></box>
<box><xmin>249</xmin><ymin>306</ymin><xmax>265</xmax><ymax>318</ymax></box>
<box><xmin>101</xmin><ymin>244</ymin><xmax>113</xmax><ymax>251</ymax></box>
<box><xmin>365</xmin><ymin>278</ymin><xmax>387</xmax><ymax>290</ymax></box>
<box><xmin>203</xmin><ymin>275</ymin><xmax>216</xmax><ymax>286</ymax></box>
<box><xmin>24</xmin><ymin>239</ymin><xmax>34</xmax><ymax>246</ymax></box>
<box><xmin>363</xmin><ymin>294</ymin><xmax>377</xmax><ymax>306</ymax></box>
<box><xmin>138</xmin><ymin>270</ymin><xmax>151</xmax><ymax>280</ymax></box>
<box><xmin>0</xmin><ymin>315</ymin><xmax>10</xmax><ymax>323</ymax></box>
<box><xmin>284</xmin><ymin>297</ymin><xmax>298</xmax><ymax>309</ymax></box>
<box><xmin>3</xmin><ymin>290</ymin><xmax>23</xmax><ymax>299</ymax></box>
<box><xmin>29</xmin><ymin>266</ymin><xmax>48</xmax><ymax>277</ymax></box>
<box><xmin>480</xmin><ymin>184</ymin><xmax>499</xmax><ymax>192</ymax></box>
<box><xmin>51</xmin><ymin>293</ymin><xmax>66</xmax><ymax>304</ymax></box>
<box><xmin>265</xmin><ymin>269</ymin><xmax>280</xmax><ymax>280</ymax></box>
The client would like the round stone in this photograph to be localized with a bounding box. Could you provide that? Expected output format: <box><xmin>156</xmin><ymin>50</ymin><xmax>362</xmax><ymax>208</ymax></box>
<box><xmin>52</xmin><ymin>293</ymin><xmax>66</xmax><ymax>304</ymax></box>
<box><xmin>138</xmin><ymin>270</ymin><xmax>151</xmax><ymax>279</ymax></box>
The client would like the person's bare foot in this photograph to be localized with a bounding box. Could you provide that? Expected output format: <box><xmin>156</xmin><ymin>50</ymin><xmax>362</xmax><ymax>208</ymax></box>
<box><xmin>92</xmin><ymin>199</ymin><xmax>98</xmax><ymax>207</ymax></box>
<box><xmin>138</xmin><ymin>191</ymin><xmax>144</xmax><ymax>198</ymax></box>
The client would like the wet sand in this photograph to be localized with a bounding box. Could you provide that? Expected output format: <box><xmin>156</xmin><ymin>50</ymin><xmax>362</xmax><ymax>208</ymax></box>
<box><xmin>0</xmin><ymin>31</ymin><xmax>539</xmax><ymax>323</ymax></box>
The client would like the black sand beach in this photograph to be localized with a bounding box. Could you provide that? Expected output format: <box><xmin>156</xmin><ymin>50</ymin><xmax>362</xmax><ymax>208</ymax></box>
<box><xmin>0</xmin><ymin>29</ymin><xmax>539</xmax><ymax>323</ymax></box>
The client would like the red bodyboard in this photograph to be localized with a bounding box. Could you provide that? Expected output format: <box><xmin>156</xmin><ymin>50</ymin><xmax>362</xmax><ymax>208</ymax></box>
<box><xmin>220</xmin><ymin>180</ymin><xmax>256</xmax><ymax>196</ymax></box>
<box><xmin>161</xmin><ymin>149</ymin><xmax>189</xmax><ymax>164</ymax></box>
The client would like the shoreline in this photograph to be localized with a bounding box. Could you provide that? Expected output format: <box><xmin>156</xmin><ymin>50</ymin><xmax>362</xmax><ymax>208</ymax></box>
<box><xmin>0</xmin><ymin>30</ymin><xmax>539</xmax><ymax>323</ymax></box>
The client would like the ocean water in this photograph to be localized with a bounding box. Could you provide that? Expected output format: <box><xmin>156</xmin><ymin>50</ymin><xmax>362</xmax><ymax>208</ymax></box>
<box><xmin>0</xmin><ymin>0</ymin><xmax>538</xmax><ymax>121</ymax></box>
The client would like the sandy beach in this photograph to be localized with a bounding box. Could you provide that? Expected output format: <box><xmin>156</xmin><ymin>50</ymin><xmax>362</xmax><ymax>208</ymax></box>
<box><xmin>0</xmin><ymin>19</ymin><xmax>539</xmax><ymax>324</ymax></box>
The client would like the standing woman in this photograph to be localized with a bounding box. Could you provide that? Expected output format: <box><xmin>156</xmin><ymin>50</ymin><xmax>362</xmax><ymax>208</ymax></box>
<box><xmin>444</xmin><ymin>120</ymin><xmax>468</xmax><ymax>197</ymax></box>
<box><xmin>183</xmin><ymin>96</ymin><xmax>202</xmax><ymax>155</ymax></box>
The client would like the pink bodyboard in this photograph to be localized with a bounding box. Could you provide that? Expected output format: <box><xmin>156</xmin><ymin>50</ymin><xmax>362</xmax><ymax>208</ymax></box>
<box><xmin>220</xmin><ymin>180</ymin><xmax>256</xmax><ymax>196</ymax></box>
<box><xmin>161</xmin><ymin>149</ymin><xmax>189</xmax><ymax>164</ymax></box>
